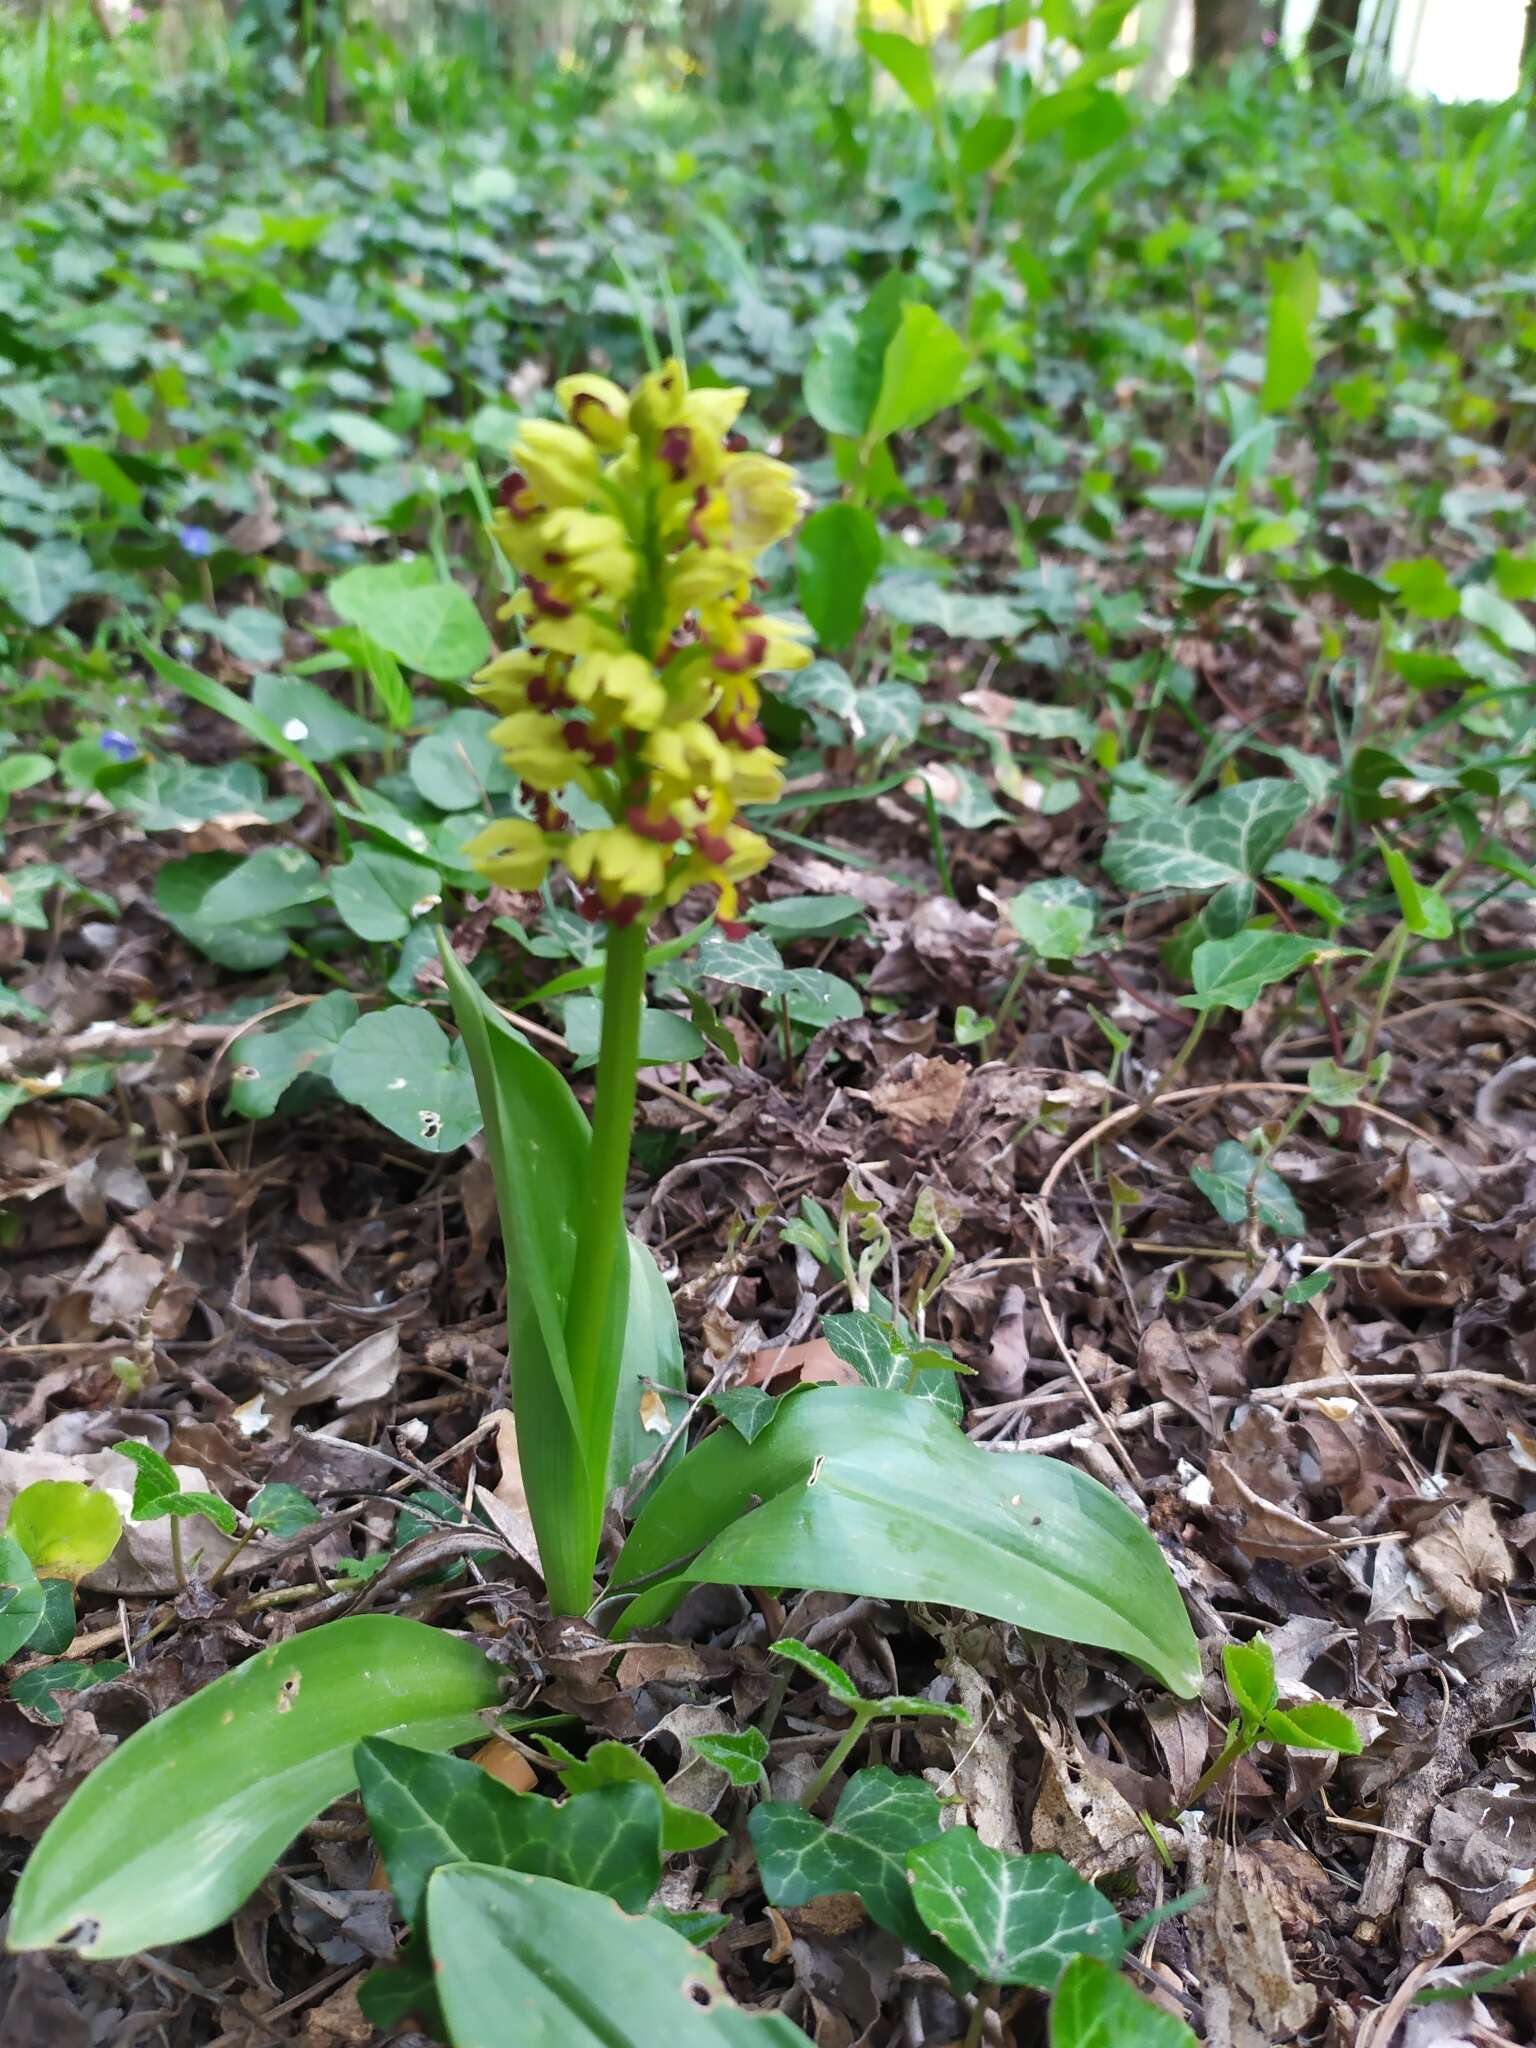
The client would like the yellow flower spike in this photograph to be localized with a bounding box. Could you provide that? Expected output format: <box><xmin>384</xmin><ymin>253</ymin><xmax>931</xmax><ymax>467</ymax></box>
<box><xmin>663</xmin><ymin>546</ymin><xmax>750</xmax><ymax>614</ymax></box>
<box><xmin>721</xmin><ymin>452</ymin><xmax>804</xmax><ymax>553</ymax></box>
<box><xmin>471</xmin><ymin>649</ymin><xmax>552</xmax><ymax>715</ymax></box>
<box><xmin>566</xmin><ymin>825</ymin><xmax>670</xmax><ymax>906</ymax></box>
<box><xmin>629</xmin><ymin>357</ymin><xmax>689</xmax><ymax>438</ymax></box>
<box><xmin>680</xmin><ymin>385</ymin><xmax>749</xmax><ymax>441</ymax></box>
<box><xmin>641</xmin><ymin>720</ymin><xmax>734</xmax><ymax>793</ymax></box>
<box><xmin>489</xmin><ymin>710</ymin><xmax>591</xmax><ymax>793</ymax></box>
<box><xmin>521</xmin><ymin>612</ymin><xmax>627</xmax><ymax>659</ymax></box>
<box><xmin>566</xmin><ymin>651</ymin><xmax>667</xmax><ymax>732</ymax></box>
<box><xmin>555</xmin><ymin>372</ymin><xmax>630</xmax><ymax>449</ymax></box>
<box><xmin>511</xmin><ymin>419</ymin><xmax>602</xmax><ymax>506</ymax></box>
<box><xmin>537</xmin><ymin>508</ymin><xmax>639</xmax><ymax>603</ymax></box>
<box><xmin>726</xmin><ymin>745</ymin><xmax>786</xmax><ymax>806</ymax></box>
<box><xmin>460</xmin><ymin>818</ymin><xmax>559</xmax><ymax>891</ymax></box>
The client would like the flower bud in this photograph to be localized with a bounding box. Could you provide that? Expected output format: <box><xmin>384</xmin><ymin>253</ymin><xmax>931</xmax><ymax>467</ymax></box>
<box><xmin>555</xmin><ymin>373</ymin><xmax>630</xmax><ymax>449</ymax></box>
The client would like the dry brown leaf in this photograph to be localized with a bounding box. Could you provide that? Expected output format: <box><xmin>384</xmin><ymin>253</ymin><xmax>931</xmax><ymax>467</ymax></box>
<box><xmin>1028</xmin><ymin>1730</ymin><xmax>1144</xmax><ymax>1880</ymax></box>
<box><xmin>1191</xmin><ymin>1841</ymin><xmax>1319</xmax><ymax>2045</ymax></box>
<box><xmin>865</xmin><ymin>1054</ymin><xmax>969</xmax><ymax>1137</ymax></box>
<box><xmin>268</xmin><ymin>1326</ymin><xmax>401</xmax><ymax>1428</ymax></box>
<box><xmin>1407</xmin><ymin>1498</ymin><xmax>1514</xmax><ymax>1621</ymax></box>
<box><xmin>473</xmin><ymin>1410</ymin><xmax>541</xmax><ymax>1573</ymax></box>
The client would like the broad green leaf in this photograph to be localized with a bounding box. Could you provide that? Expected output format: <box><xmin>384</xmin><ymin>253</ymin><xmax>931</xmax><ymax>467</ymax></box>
<box><xmin>1180</xmin><ymin>931</ymin><xmax>1319</xmax><ymax>1014</ymax></box>
<box><xmin>856</xmin><ymin>25</ymin><xmax>936</xmax><ymax>112</ymax></box>
<box><xmin>330</xmin><ymin>1007</ymin><xmax>482</xmax><ymax>1153</ymax></box>
<box><xmin>181</xmin><ymin>603</ymin><xmax>288</xmax><ymax>667</ymax></box>
<box><xmin>330</xmin><ymin>846</ymin><xmax>443</xmax><ymax>942</ymax></box>
<box><xmin>696</xmin><ymin>932</ymin><xmax>863</xmax><ymax>1029</ymax></box>
<box><xmin>796</xmin><ymin>502</ymin><xmax>883</xmax><ymax>649</ymax></box>
<box><xmin>686</xmin><ymin>1728</ymin><xmax>768</xmax><ymax>1787</ymax></box>
<box><xmin>1261</xmin><ymin>249</ymin><xmax>1319</xmax><ymax>414</ymax></box>
<box><xmin>747</xmin><ymin>895</ymin><xmax>866</xmax><ymax>940</ymax></box>
<box><xmin>356</xmin><ymin>1738</ymin><xmax>662</xmax><ymax>1923</ymax></box>
<box><xmin>1305</xmin><ymin>1057</ymin><xmax>1381</xmax><ymax>1107</ymax></box>
<box><xmin>427</xmin><ymin>1866</ymin><xmax>806</xmax><ymax>2047</ymax></box>
<box><xmin>6</xmin><ymin>1483</ymin><xmax>121</xmax><ymax>1584</ymax></box>
<box><xmin>111</xmin><ymin>1440</ymin><xmax>179</xmax><ymax>1515</ymax></box>
<box><xmin>1050</xmin><ymin>1955</ymin><xmax>1197</xmax><ymax>2047</ymax></box>
<box><xmin>612</xmin><ymin>1387</ymin><xmax>1202</xmax><ymax>1697</ymax></box>
<box><xmin>9</xmin><ymin>1616</ymin><xmax>502</xmax><ymax>1957</ymax></box>
<box><xmin>546</xmin><ymin>1740</ymin><xmax>723</xmax><ymax>1852</ymax></box>
<box><xmin>247</xmin><ymin>1483</ymin><xmax>322</xmax><ymax>1537</ymax></box>
<box><xmin>907</xmin><ymin>1830</ymin><xmax>1124</xmax><ymax>1989</ymax></box>
<box><xmin>0</xmin><ymin>1537</ymin><xmax>46</xmax><ymax>1663</ymax></box>
<box><xmin>132</xmin><ymin>634</ymin><xmax>328</xmax><ymax>792</ymax></box>
<box><xmin>563</xmin><ymin>998</ymin><xmax>707</xmax><ymax>1070</ymax></box>
<box><xmin>11</xmin><ymin>1660</ymin><xmax>128</xmax><ymax>1725</ymax></box>
<box><xmin>0</xmin><ymin>540</ymin><xmax>94</xmax><ymax>627</ymax></box>
<box><xmin>251</xmin><ymin>675</ymin><xmax>387</xmax><ymax>762</ymax></box>
<box><xmin>228</xmin><ymin>993</ymin><xmax>360</xmax><ymax>1120</ymax></box>
<box><xmin>1102</xmin><ymin>780</ymin><xmax>1309</xmax><ymax>897</ymax></box>
<box><xmin>409</xmin><ymin>708</ymin><xmax>507</xmax><ymax>811</ymax></box>
<box><xmin>199</xmin><ymin>846</ymin><xmax>330</xmax><ymax>925</ymax></box>
<box><xmin>1191</xmin><ymin>1140</ymin><xmax>1305</xmax><ymax>1240</ymax></box>
<box><xmin>1222</xmin><ymin>1638</ymin><xmax>1278</xmax><ymax>1733</ymax></box>
<box><xmin>438</xmin><ymin>939</ymin><xmax>622</xmax><ymax>1618</ymax></box>
<box><xmin>867</xmin><ymin>302</ymin><xmax>971</xmax><ymax>444</ymax></box>
<box><xmin>116</xmin><ymin>758</ymin><xmax>300</xmax><ymax>832</ymax></box>
<box><xmin>749</xmin><ymin>1767</ymin><xmax>949</xmax><ymax>1962</ymax></box>
<box><xmin>820</xmin><ymin>1310</ymin><xmax>963</xmax><ymax>1419</ymax></box>
<box><xmin>29</xmin><ymin>1579</ymin><xmax>78</xmax><ymax>1657</ymax></box>
<box><xmin>1262</xmin><ymin>1701</ymin><xmax>1361</xmax><ymax>1754</ymax></box>
<box><xmin>609</xmin><ymin>1236</ymin><xmax>688</xmax><ymax>1502</ymax></box>
<box><xmin>1384</xmin><ymin>556</ymin><xmax>1460</xmax><ymax>621</ymax></box>
<box><xmin>328</xmin><ymin>559</ymin><xmax>492</xmax><ymax>682</ymax></box>
<box><xmin>323</xmin><ymin>409</ymin><xmax>405</xmax><ymax>459</ymax></box>
<box><xmin>1463</xmin><ymin>582</ymin><xmax>1536</xmax><ymax>654</ymax></box>
<box><xmin>1008</xmin><ymin>878</ymin><xmax>1099</xmax><ymax>963</ymax></box>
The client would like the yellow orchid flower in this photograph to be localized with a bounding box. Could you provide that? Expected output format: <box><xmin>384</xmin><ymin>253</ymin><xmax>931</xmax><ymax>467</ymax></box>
<box><xmin>489</xmin><ymin>710</ymin><xmax>592</xmax><ymax>792</ymax></box>
<box><xmin>566</xmin><ymin>825</ymin><xmax>669</xmax><ymax>908</ymax></box>
<box><xmin>555</xmin><ymin>372</ymin><xmax>630</xmax><ymax>449</ymax></box>
<box><xmin>459</xmin><ymin>817</ymin><xmax>560</xmax><ymax>891</ymax></box>
<box><xmin>566</xmin><ymin>651</ymin><xmax>667</xmax><ymax>732</ymax></box>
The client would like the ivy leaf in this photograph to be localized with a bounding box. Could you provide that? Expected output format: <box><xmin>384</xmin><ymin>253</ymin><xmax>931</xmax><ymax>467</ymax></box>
<box><xmin>686</xmin><ymin>1729</ymin><xmax>768</xmax><ymax>1788</ymax></box>
<box><xmin>1049</xmin><ymin>1954</ymin><xmax>1197</xmax><ymax>2047</ymax></box>
<box><xmin>906</xmin><ymin>1829</ymin><xmax>1125</xmax><ymax>1990</ymax></box>
<box><xmin>11</xmin><ymin>1659</ymin><xmax>128</xmax><ymax>1724</ymax></box>
<box><xmin>541</xmin><ymin>1739</ymin><xmax>724</xmax><ymax>1853</ymax></box>
<box><xmin>749</xmin><ymin>1767</ymin><xmax>952</xmax><ymax>1965</ymax></box>
<box><xmin>1180</xmin><ymin>931</ymin><xmax>1319</xmax><ymax>1013</ymax></box>
<box><xmin>0</xmin><ymin>1537</ymin><xmax>46</xmax><ymax>1663</ymax></box>
<box><xmin>1007</xmin><ymin>878</ymin><xmax>1099</xmax><ymax>963</ymax></box>
<box><xmin>247</xmin><ymin>1484</ymin><xmax>322</xmax><ymax>1538</ymax></box>
<box><xmin>1190</xmin><ymin>1141</ymin><xmax>1306</xmax><ymax>1240</ymax></box>
<box><xmin>1102</xmin><ymin>780</ymin><xmax>1309</xmax><ymax>897</ymax></box>
<box><xmin>706</xmin><ymin>1387</ymin><xmax>779</xmax><ymax>1443</ymax></box>
<box><xmin>770</xmin><ymin>1637</ymin><xmax>862</xmax><ymax>1705</ymax></box>
<box><xmin>820</xmin><ymin>1310</ymin><xmax>963</xmax><ymax>1420</ymax></box>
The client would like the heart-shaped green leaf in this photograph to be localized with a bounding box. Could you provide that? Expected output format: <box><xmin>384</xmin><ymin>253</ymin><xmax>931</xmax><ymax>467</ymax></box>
<box><xmin>330</xmin><ymin>1006</ymin><xmax>482</xmax><ymax>1153</ymax></box>
<box><xmin>0</xmin><ymin>1537</ymin><xmax>46</xmax><ymax>1663</ymax></box>
<box><xmin>357</xmin><ymin>1738</ymin><xmax>662</xmax><ymax>1923</ymax></box>
<box><xmin>6</xmin><ymin>1482</ymin><xmax>122</xmax><ymax>1584</ymax></box>
<box><xmin>1191</xmin><ymin>1140</ymin><xmax>1306</xmax><ymax>1240</ymax></box>
<box><xmin>1102</xmin><ymin>781</ymin><xmax>1308</xmax><ymax>897</ymax></box>
<box><xmin>1180</xmin><ymin>930</ymin><xmax>1320</xmax><ymax>1013</ymax></box>
<box><xmin>749</xmin><ymin>1767</ymin><xmax>949</xmax><ymax>1962</ymax></box>
<box><xmin>907</xmin><ymin>1830</ymin><xmax>1125</xmax><ymax>1989</ymax></box>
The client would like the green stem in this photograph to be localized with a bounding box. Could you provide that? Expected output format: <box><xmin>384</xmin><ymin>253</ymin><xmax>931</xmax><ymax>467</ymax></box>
<box><xmin>1178</xmin><ymin>1729</ymin><xmax>1251</xmax><ymax>1815</ymax></box>
<box><xmin>800</xmin><ymin>1704</ymin><xmax>876</xmax><ymax>1809</ymax></box>
<box><xmin>963</xmin><ymin>1985</ymin><xmax>995</xmax><ymax>2048</ymax></box>
<box><xmin>1361</xmin><ymin>919</ymin><xmax>1409</xmax><ymax>1074</ymax></box>
<box><xmin>169</xmin><ymin>1515</ymin><xmax>186</xmax><ymax>1593</ymax></box>
<box><xmin>556</xmin><ymin>919</ymin><xmax>647</xmax><ymax>1614</ymax></box>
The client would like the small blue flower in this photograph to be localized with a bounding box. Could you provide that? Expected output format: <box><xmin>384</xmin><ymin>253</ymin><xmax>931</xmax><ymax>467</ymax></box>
<box><xmin>177</xmin><ymin>523</ymin><xmax>214</xmax><ymax>557</ymax></box>
<box><xmin>100</xmin><ymin>730</ymin><xmax>138</xmax><ymax>763</ymax></box>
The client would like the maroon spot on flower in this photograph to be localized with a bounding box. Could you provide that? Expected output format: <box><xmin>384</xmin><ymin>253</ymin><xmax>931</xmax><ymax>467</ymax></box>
<box><xmin>610</xmin><ymin>894</ymin><xmax>646</xmax><ymax>927</ymax></box>
<box><xmin>525</xmin><ymin>676</ymin><xmax>551</xmax><ymax>707</ymax></box>
<box><xmin>571</xmin><ymin>392</ymin><xmax>615</xmax><ymax>434</ymax></box>
<box><xmin>695</xmin><ymin>831</ymin><xmax>733</xmax><ymax>865</ymax></box>
<box><xmin>498</xmin><ymin>470</ymin><xmax>535</xmax><ymax>516</ymax></box>
<box><xmin>525</xmin><ymin>576</ymin><xmax>572</xmax><ymax>618</ymax></box>
<box><xmin>724</xmin><ymin>431</ymin><xmax>748</xmax><ymax>453</ymax></box>
<box><xmin>627</xmin><ymin>806</ymin><xmax>684</xmax><ymax>843</ymax></box>
<box><xmin>659</xmin><ymin>426</ymin><xmax>694</xmax><ymax>481</ymax></box>
<box><xmin>714</xmin><ymin>632</ymin><xmax>767</xmax><ymax>674</ymax></box>
<box><xmin>718</xmin><ymin>915</ymin><xmax>748</xmax><ymax>940</ymax></box>
<box><xmin>738</xmin><ymin>601</ymin><xmax>762</xmax><ymax>618</ymax></box>
<box><xmin>561</xmin><ymin>718</ymin><xmax>588</xmax><ymax>750</ymax></box>
<box><xmin>577</xmin><ymin>889</ymin><xmax>603</xmax><ymax>922</ymax></box>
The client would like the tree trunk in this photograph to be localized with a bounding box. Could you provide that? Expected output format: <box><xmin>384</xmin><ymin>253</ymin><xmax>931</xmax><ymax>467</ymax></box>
<box><xmin>1191</xmin><ymin>0</ymin><xmax>1268</xmax><ymax>72</ymax></box>
<box><xmin>1307</xmin><ymin>0</ymin><xmax>1363</xmax><ymax>85</ymax></box>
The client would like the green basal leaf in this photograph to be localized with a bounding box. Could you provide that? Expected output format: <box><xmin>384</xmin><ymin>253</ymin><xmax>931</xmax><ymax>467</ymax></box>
<box><xmin>907</xmin><ymin>1829</ymin><xmax>1125</xmax><ymax>1989</ymax></box>
<box><xmin>327</xmin><ymin>558</ymin><xmax>492</xmax><ymax>681</ymax></box>
<box><xmin>797</xmin><ymin>502</ymin><xmax>883</xmax><ymax>649</ymax></box>
<box><xmin>611</xmin><ymin>1387</ymin><xmax>1201</xmax><ymax>1698</ymax></box>
<box><xmin>426</xmin><ymin>1866</ymin><xmax>806</xmax><ymax>2047</ymax></box>
<box><xmin>330</xmin><ymin>1006</ymin><xmax>482</xmax><ymax>1153</ymax></box>
<box><xmin>9</xmin><ymin>1617</ymin><xmax>502</xmax><ymax>1957</ymax></box>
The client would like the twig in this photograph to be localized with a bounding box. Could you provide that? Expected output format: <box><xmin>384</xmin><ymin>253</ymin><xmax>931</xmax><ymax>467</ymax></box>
<box><xmin>1355</xmin><ymin>1613</ymin><xmax>1536</xmax><ymax>1939</ymax></box>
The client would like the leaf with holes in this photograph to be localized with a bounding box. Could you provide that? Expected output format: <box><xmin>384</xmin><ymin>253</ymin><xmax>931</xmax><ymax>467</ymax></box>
<box><xmin>1102</xmin><ymin>781</ymin><xmax>1309</xmax><ymax>897</ymax></box>
<box><xmin>228</xmin><ymin>993</ymin><xmax>360</xmax><ymax>1121</ymax></box>
<box><xmin>426</xmin><ymin>1865</ymin><xmax>806</xmax><ymax>2047</ymax></box>
<box><xmin>330</xmin><ymin>1007</ymin><xmax>482</xmax><ymax>1154</ymax></box>
<box><xmin>907</xmin><ymin>1830</ymin><xmax>1125</xmax><ymax>1989</ymax></box>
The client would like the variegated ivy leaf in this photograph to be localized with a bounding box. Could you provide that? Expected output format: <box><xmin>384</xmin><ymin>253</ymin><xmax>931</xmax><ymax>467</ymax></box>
<box><xmin>1102</xmin><ymin>779</ymin><xmax>1309</xmax><ymax>897</ymax></box>
<box><xmin>906</xmin><ymin>1829</ymin><xmax>1125</xmax><ymax>1990</ymax></box>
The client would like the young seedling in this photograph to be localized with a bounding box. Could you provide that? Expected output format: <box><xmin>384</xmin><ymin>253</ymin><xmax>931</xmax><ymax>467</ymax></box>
<box><xmin>113</xmin><ymin>1441</ymin><xmax>236</xmax><ymax>1591</ymax></box>
<box><xmin>1185</xmin><ymin>1635</ymin><xmax>1361</xmax><ymax>1812</ymax></box>
<box><xmin>771</xmin><ymin>1637</ymin><xmax>968</xmax><ymax>1808</ymax></box>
